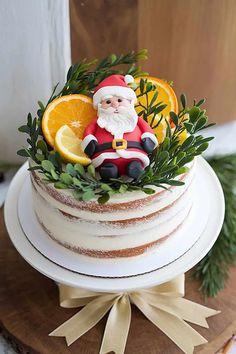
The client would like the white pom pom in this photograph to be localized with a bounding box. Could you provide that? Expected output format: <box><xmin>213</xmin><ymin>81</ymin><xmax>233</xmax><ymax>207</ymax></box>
<box><xmin>124</xmin><ymin>74</ymin><xmax>134</xmax><ymax>84</ymax></box>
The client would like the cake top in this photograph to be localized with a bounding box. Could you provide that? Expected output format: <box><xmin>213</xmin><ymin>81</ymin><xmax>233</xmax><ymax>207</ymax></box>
<box><xmin>18</xmin><ymin>50</ymin><xmax>214</xmax><ymax>204</ymax></box>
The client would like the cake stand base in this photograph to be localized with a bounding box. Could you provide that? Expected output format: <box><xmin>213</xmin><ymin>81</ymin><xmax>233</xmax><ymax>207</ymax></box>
<box><xmin>1</xmin><ymin>210</ymin><xmax>236</xmax><ymax>354</ymax></box>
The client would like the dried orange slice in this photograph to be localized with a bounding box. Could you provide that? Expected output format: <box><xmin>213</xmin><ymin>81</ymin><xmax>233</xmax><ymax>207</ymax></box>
<box><xmin>55</xmin><ymin>125</ymin><xmax>91</xmax><ymax>165</ymax></box>
<box><xmin>42</xmin><ymin>94</ymin><xmax>96</xmax><ymax>147</ymax></box>
<box><xmin>134</xmin><ymin>76</ymin><xmax>178</xmax><ymax>123</ymax></box>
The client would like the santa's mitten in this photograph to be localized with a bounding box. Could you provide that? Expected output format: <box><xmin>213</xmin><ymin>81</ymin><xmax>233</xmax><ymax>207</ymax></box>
<box><xmin>84</xmin><ymin>140</ymin><xmax>97</xmax><ymax>157</ymax></box>
<box><xmin>142</xmin><ymin>137</ymin><xmax>156</xmax><ymax>153</ymax></box>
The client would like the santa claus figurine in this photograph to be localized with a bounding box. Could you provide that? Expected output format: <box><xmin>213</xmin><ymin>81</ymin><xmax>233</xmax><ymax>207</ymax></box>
<box><xmin>81</xmin><ymin>74</ymin><xmax>158</xmax><ymax>181</ymax></box>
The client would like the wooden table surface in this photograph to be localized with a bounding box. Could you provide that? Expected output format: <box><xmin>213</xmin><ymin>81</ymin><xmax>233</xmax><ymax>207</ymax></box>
<box><xmin>0</xmin><ymin>207</ymin><xmax>236</xmax><ymax>354</ymax></box>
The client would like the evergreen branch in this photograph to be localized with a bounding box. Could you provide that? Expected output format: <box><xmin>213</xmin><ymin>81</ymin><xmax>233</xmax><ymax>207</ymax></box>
<box><xmin>193</xmin><ymin>154</ymin><xmax>236</xmax><ymax>297</ymax></box>
<box><xmin>17</xmin><ymin>50</ymin><xmax>213</xmax><ymax>204</ymax></box>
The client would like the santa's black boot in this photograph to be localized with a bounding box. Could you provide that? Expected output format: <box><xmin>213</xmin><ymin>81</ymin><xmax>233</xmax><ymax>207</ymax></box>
<box><xmin>126</xmin><ymin>161</ymin><xmax>143</xmax><ymax>179</ymax></box>
<box><xmin>100</xmin><ymin>163</ymin><xmax>119</xmax><ymax>181</ymax></box>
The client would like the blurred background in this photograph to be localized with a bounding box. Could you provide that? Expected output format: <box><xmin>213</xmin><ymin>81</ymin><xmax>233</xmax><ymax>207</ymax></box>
<box><xmin>70</xmin><ymin>0</ymin><xmax>236</xmax><ymax>125</ymax></box>
<box><xmin>1</xmin><ymin>0</ymin><xmax>236</xmax><ymax>164</ymax></box>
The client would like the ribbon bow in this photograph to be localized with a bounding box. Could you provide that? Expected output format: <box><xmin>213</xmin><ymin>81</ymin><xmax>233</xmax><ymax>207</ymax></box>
<box><xmin>50</xmin><ymin>275</ymin><xmax>219</xmax><ymax>354</ymax></box>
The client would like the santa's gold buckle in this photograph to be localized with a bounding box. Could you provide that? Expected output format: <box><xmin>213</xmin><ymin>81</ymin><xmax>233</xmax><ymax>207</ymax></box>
<box><xmin>112</xmin><ymin>139</ymin><xmax>127</xmax><ymax>150</ymax></box>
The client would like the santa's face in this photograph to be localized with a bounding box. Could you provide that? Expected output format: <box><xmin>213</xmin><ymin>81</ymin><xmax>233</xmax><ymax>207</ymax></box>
<box><xmin>97</xmin><ymin>95</ymin><xmax>138</xmax><ymax>138</ymax></box>
<box><xmin>100</xmin><ymin>96</ymin><xmax>131</xmax><ymax>109</ymax></box>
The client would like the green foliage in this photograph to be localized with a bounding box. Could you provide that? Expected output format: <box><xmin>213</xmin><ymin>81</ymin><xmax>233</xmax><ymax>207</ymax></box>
<box><xmin>17</xmin><ymin>50</ymin><xmax>213</xmax><ymax>204</ymax></box>
<box><xmin>193</xmin><ymin>154</ymin><xmax>236</xmax><ymax>297</ymax></box>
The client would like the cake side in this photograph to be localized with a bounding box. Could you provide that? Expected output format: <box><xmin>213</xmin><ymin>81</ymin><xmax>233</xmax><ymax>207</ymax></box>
<box><xmin>30</xmin><ymin>160</ymin><xmax>195</xmax><ymax>257</ymax></box>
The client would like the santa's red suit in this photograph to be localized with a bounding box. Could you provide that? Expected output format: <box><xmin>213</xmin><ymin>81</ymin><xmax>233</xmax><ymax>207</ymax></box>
<box><xmin>81</xmin><ymin>116</ymin><xmax>158</xmax><ymax>175</ymax></box>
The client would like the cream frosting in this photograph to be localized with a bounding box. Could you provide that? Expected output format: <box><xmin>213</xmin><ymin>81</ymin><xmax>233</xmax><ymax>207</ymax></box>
<box><xmin>30</xmin><ymin>160</ymin><xmax>195</xmax><ymax>257</ymax></box>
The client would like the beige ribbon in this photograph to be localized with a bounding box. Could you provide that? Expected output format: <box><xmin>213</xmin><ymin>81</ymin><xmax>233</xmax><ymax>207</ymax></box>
<box><xmin>49</xmin><ymin>274</ymin><xmax>220</xmax><ymax>354</ymax></box>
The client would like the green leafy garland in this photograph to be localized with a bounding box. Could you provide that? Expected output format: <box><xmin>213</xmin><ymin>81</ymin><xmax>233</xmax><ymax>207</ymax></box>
<box><xmin>193</xmin><ymin>154</ymin><xmax>236</xmax><ymax>297</ymax></box>
<box><xmin>17</xmin><ymin>50</ymin><xmax>213</xmax><ymax>204</ymax></box>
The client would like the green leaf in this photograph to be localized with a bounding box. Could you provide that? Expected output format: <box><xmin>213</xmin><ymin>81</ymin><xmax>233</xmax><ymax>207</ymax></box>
<box><xmin>175</xmin><ymin>166</ymin><xmax>189</xmax><ymax>175</ymax></box>
<box><xmin>51</xmin><ymin>168</ymin><xmax>59</xmax><ymax>180</ymax></box>
<box><xmin>87</xmin><ymin>164</ymin><xmax>96</xmax><ymax>178</ymax></box>
<box><xmin>82</xmin><ymin>190</ymin><xmax>95</xmax><ymax>201</ymax></box>
<box><xmin>189</xmin><ymin>106</ymin><xmax>201</xmax><ymax>124</ymax></box>
<box><xmin>165</xmin><ymin>180</ymin><xmax>185</xmax><ymax>186</ymax></box>
<box><xmin>41</xmin><ymin>160</ymin><xmax>54</xmax><ymax>172</ymax></box>
<box><xmin>54</xmin><ymin>181</ymin><xmax>68</xmax><ymax>189</ymax></box>
<box><xmin>181</xmin><ymin>135</ymin><xmax>195</xmax><ymax>150</ymax></box>
<box><xmin>17</xmin><ymin>149</ymin><xmax>30</xmax><ymax>157</ymax></box>
<box><xmin>140</xmin><ymin>78</ymin><xmax>145</xmax><ymax>93</ymax></box>
<box><xmin>110</xmin><ymin>54</ymin><xmax>117</xmax><ymax>64</ymax></box>
<box><xmin>156</xmin><ymin>151</ymin><xmax>169</xmax><ymax>168</ymax></box>
<box><xmin>196</xmin><ymin>142</ymin><xmax>209</xmax><ymax>154</ymax></box>
<box><xmin>27</xmin><ymin>113</ymin><xmax>32</xmax><ymax>126</ymax></box>
<box><xmin>119</xmin><ymin>184</ymin><xmax>128</xmax><ymax>193</ymax></box>
<box><xmin>196</xmin><ymin>98</ymin><xmax>205</xmax><ymax>107</ymax></box>
<box><xmin>98</xmin><ymin>193</ymin><xmax>110</xmax><ymax>204</ymax></box>
<box><xmin>194</xmin><ymin>117</ymin><xmax>207</xmax><ymax>131</ymax></box>
<box><xmin>169</xmin><ymin>111</ymin><xmax>178</xmax><ymax>126</ymax></box>
<box><xmin>37</xmin><ymin>140</ymin><xmax>48</xmax><ymax>154</ymax></box>
<box><xmin>44</xmin><ymin>172</ymin><xmax>54</xmax><ymax>181</ymax></box>
<box><xmin>35</xmin><ymin>153</ymin><xmax>45</xmax><ymax>162</ymax></box>
<box><xmin>60</xmin><ymin>173</ymin><xmax>73</xmax><ymax>185</ymax></box>
<box><xmin>48</xmin><ymin>152</ymin><xmax>61</xmax><ymax>170</ymax></box>
<box><xmin>18</xmin><ymin>125</ymin><xmax>30</xmax><ymax>133</ymax></box>
<box><xmin>149</xmin><ymin>91</ymin><xmax>158</xmax><ymax>107</ymax></box>
<box><xmin>142</xmin><ymin>187</ymin><xmax>155</xmax><ymax>195</ymax></box>
<box><xmin>73</xmin><ymin>177</ymin><xmax>83</xmax><ymax>188</ymax></box>
<box><xmin>160</xmin><ymin>138</ymin><xmax>170</xmax><ymax>151</ymax></box>
<box><xmin>66</xmin><ymin>163</ymin><xmax>76</xmax><ymax>176</ymax></box>
<box><xmin>160</xmin><ymin>164</ymin><xmax>178</xmax><ymax>174</ymax></box>
<box><xmin>75</xmin><ymin>163</ymin><xmax>85</xmax><ymax>176</ymax></box>
<box><xmin>202</xmin><ymin>123</ymin><xmax>215</xmax><ymax>130</ymax></box>
<box><xmin>194</xmin><ymin>136</ymin><xmax>214</xmax><ymax>146</ymax></box>
<box><xmin>101</xmin><ymin>183</ymin><xmax>113</xmax><ymax>192</ymax></box>
<box><xmin>154</xmin><ymin>104</ymin><xmax>167</xmax><ymax>115</ymax></box>
<box><xmin>180</xmin><ymin>94</ymin><xmax>187</xmax><ymax>109</ymax></box>
<box><xmin>38</xmin><ymin>101</ymin><xmax>45</xmax><ymax>111</ymax></box>
<box><xmin>184</xmin><ymin>122</ymin><xmax>194</xmax><ymax>134</ymax></box>
<box><xmin>27</xmin><ymin>166</ymin><xmax>42</xmax><ymax>171</ymax></box>
<box><xmin>176</xmin><ymin>151</ymin><xmax>186</xmax><ymax>163</ymax></box>
<box><xmin>180</xmin><ymin>156</ymin><xmax>194</xmax><ymax>165</ymax></box>
<box><xmin>146</xmin><ymin>82</ymin><xmax>153</xmax><ymax>92</ymax></box>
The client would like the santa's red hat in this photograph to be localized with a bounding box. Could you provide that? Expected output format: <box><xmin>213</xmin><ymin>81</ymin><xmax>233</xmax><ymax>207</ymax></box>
<box><xmin>93</xmin><ymin>74</ymin><xmax>137</xmax><ymax>108</ymax></box>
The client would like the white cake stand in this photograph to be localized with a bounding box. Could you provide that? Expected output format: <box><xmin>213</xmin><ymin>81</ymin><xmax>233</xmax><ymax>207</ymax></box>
<box><xmin>4</xmin><ymin>157</ymin><xmax>224</xmax><ymax>292</ymax></box>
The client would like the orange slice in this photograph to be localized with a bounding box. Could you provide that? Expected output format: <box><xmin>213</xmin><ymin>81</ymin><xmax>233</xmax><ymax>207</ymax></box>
<box><xmin>134</xmin><ymin>76</ymin><xmax>178</xmax><ymax>125</ymax></box>
<box><xmin>146</xmin><ymin>114</ymin><xmax>167</xmax><ymax>143</ymax></box>
<box><xmin>55</xmin><ymin>125</ymin><xmax>91</xmax><ymax>165</ymax></box>
<box><xmin>42</xmin><ymin>94</ymin><xmax>96</xmax><ymax>147</ymax></box>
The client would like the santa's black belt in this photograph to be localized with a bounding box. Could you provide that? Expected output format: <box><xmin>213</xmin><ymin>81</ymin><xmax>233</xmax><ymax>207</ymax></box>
<box><xmin>95</xmin><ymin>139</ymin><xmax>143</xmax><ymax>152</ymax></box>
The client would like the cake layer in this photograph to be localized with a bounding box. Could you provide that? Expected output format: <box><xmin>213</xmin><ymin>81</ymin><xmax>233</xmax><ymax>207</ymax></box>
<box><xmin>30</xmin><ymin>161</ymin><xmax>195</xmax><ymax>257</ymax></box>
<box><xmin>31</xmin><ymin>161</ymin><xmax>195</xmax><ymax>221</ymax></box>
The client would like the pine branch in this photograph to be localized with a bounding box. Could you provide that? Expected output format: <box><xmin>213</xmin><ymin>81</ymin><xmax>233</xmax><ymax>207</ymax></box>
<box><xmin>193</xmin><ymin>154</ymin><xmax>236</xmax><ymax>296</ymax></box>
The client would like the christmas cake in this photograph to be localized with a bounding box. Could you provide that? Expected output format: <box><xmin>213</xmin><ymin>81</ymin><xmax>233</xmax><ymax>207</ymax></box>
<box><xmin>18</xmin><ymin>51</ymin><xmax>213</xmax><ymax>259</ymax></box>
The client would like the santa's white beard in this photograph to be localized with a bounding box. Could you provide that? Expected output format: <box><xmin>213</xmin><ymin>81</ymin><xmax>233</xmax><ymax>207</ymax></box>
<box><xmin>97</xmin><ymin>105</ymin><xmax>138</xmax><ymax>138</ymax></box>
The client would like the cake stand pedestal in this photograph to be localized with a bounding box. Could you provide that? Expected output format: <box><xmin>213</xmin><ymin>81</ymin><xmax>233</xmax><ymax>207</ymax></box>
<box><xmin>1</xmin><ymin>210</ymin><xmax>236</xmax><ymax>354</ymax></box>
